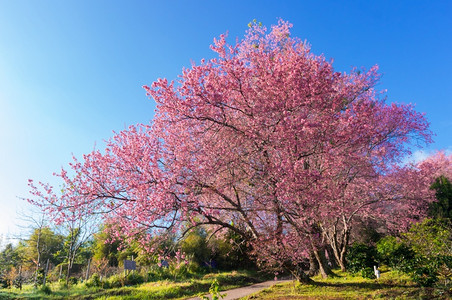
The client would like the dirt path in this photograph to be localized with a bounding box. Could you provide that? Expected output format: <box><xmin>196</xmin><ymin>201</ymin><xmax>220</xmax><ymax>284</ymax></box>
<box><xmin>186</xmin><ymin>279</ymin><xmax>293</xmax><ymax>300</ymax></box>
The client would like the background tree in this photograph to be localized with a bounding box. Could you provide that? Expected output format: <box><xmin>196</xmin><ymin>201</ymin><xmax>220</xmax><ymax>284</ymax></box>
<box><xmin>92</xmin><ymin>227</ymin><xmax>120</xmax><ymax>269</ymax></box>
<box><xmin>56</xmin><ymin>211</ymin><xmax>98</xmax><ymax>284</ymax></box>
<box><xmin>0</xmin><ymin>243</ymin><xmax>21</xmax><ymax>288</ymax></box>
<box><xmin>20</xmin><ymin>226</ymin><xmax>63</xmax><ymax>285</ymax></box>
<box><xmin>429</xmin><ymin>175</ymin><xmax>452</xmax><ymax>220</ymax></box>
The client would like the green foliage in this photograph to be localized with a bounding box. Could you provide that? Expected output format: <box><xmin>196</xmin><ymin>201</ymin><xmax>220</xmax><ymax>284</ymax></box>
<box><xmin>201</xmin><ymin>279</ymin><xmax>225</xmax><ymax>300</ymax></box>
<box><xmin>125</xmin><ymin>272</ymin><xmax>144</xmax><ymax>285</ymax></box>
<box><xmin>376</xmin><ymin>236</ymin><xmax>415</xmax><ymax>272</ymax></box>
<box><xmin>107</xmin><ymin>274</ymin><xmax>123</xmax><ymax>288</ymax></box>
<box><xmin>210</xmin><ymin>230</ymin><xmax>256</xmax><ymax>270</ymax></box>
<box><xmin>20</xmin><ymin>227</ymin><xmax>64</xmax><ymax>268</ymax></box>
<box><xmin>0</xmin><ymin>243</ymin><xmax>21</xmax><ymax>288</ymax></box>
<box><xmin>180</xmin><ymin>227</ymin><xmax>210</xmax><ymax>266</ymax></box>
<box><xmin>345</xmin><ymin>243</ymin><xmax>377</xmax><ymax>278</ymax></box>
<box><xmin>57</xmin><ymin>278</ymin><xmax>68</xmax><ymax>289</ymax></box>
<box><xmin>376</xmin><ymin>217</ymin><xmax>452</xmax><ymax>287</ymax></box>
<box><xmin>92</xmin><ymin>228</ymin><xmax>120</xmax><ymax>267</ymax></box>
<box><xmin>39</xmin><ymin>284</ymin><xmax>52</xmax><ymax>295</ymax></box>
<box><xmin>359</xmin><ymin>267</ymin><xmax>375</xmax><ymax>279</ymax></box>
<box><xmin>68</xmin><ymin>276</ymin><xmax>78</xmax><ymax>285</ymax></box>
<box><xmin>429</xmin><ymin>175</ymin><xmax>452</xmax><ymax>220</ymax></box>
<box><xmin>404</xmin><ymin>218</ymin><xmax>451</xmax><ymax>258</ymax></box>
<box><xmin>85</xmin><ymin>272</ymin><xmax>102</xmax><ymax>288</ymax></box>
<box><xmin>0</xmin><ymin>243</ymin><xmax>20</xmax><ymax>269</ymax></box>
<box><xmin>0</xmin><ymin>270</ymin><xmax>262</xmax><ymax>299</ymax></box>
<box><xmin>411</xmin><ymin>265</ymin><xmax>439</xmax><ymax>287</ymax></box>
<box><xmin>33</xmin><ymin>268</ymin><xmax>45</xmax><ymax>286</ymax></box>
<box><xmin>248</xmin><ymin>269</ymin><xmax>449</xmax><ymax>299</ymax></box>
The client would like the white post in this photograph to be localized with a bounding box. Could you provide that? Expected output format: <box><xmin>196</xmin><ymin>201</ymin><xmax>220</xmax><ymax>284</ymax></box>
<box><xmin>374</xmin><ymin>265</ymin><xmax>380</xmax><ymax>279</ymax></box>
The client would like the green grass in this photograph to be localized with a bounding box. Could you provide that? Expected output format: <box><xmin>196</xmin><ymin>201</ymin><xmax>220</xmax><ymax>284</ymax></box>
<box><xmin>243</xmin><ymin>267</ymin><xmax>451</xmax><ymax>299</ymax></box>
<box><xmin>0</xmin><ymin>270</ymin><xmax>262</xmax><ymax>299</ymax></box>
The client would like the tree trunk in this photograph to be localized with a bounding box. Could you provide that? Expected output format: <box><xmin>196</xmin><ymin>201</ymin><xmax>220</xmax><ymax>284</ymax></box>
<box><xmin>307</xmin><ymin>251</ymin><xmax>319</xmax><ymax>277</ymax></box>
<box><xmin>338</xmin><ymin>225</ymin><xmax>350</xmax><ymax>272</ymax></box>
<box><xmin>66</xmin><ymin>261</ymin><xmax>71</xmax><ymax>285</ymax></box>
<box><xmin>325</xmin><ymin>244</ymin><xmax>339</xmax><ymax>269</ymax></box>
<box><xmin>338</xmin><ymin>250</ymin><xmax>347</xmax><ymax>271</ymax></box>
<box><xmin>313</xmin><ymin>246</ymin><xmax>334</xmax><ymax>278</ymax></box>
<box><xmin>43</xmin><ymin>259</ymin><xmax>49</xmax><ymax>286</ymax></box>
<box><xmin>286</xmin><ymin>264</ymin><xmax>314</xmax><ymax>284</ymax></box>
<box><xmin>85</xmin><ymin>258</ymin><xmax>91</xmax><ymax>281</ymax></box>
<box><xmin>323</xmin><ymin>219</ymin><xmax>350</xmax><ymax>272</ymax></box>
<box><xmin>294</xmin><ymin>269</ymin><xmax>314</xmax><ymax>284</ymax></box>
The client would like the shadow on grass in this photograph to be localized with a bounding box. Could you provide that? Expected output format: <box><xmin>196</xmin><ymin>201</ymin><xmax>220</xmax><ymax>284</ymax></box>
<box><xmin>309</xmin><ymin>280</ymin><xmax>412</xmax><ymax>290</ymax></box>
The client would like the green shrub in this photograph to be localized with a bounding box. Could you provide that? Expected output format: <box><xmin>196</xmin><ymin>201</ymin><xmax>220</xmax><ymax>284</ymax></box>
<box><xmin>346</xmin><ymin>243</ymin><xmax>378</xmax><ymax>278</ymax></box>
<box><xmin>68</xmin><ymin>276</ymin><xmax>78</xmax><ymax>285</ymax></box>
<box><xmin>411</xmin><ymin>265</ymin><xmax>438</xmax><ymax>287</ymax></box>
<box><xmin>360</xmin><ymin>267</ymin><xmax>376</xmax><ymax>279</ymax></box>
<box><xmin>40</xmin><ymin>284</ymin><xmax>52</xmax><ymax>295</ymax></box>
<box><xmin>0</xmin><ymin>277</ymin><xmax>7</xmax><ymax>289</ymax></box>
<box><xmin>85</xmin><ymin>273</ymin><xmax>102</xmax><ymax>288</ymax></box>
<box><xmin>125</xmin><ymin>272</ymin><xmax>144</xmax><ymax>285</ymax></box>
<box><xmin>107</xmin><ymin>274</ymin><xmax>123</xmax><ymax>288</ymax></box>
<box><xmin>58</xmin><ymin>278</ymin><xmax>68</xmax><ymax>289</ymax></box>
<box><xmin>376</xmin><ymin>236</ymin><xmax>415</xmax><ymax>272</ymax></box>
<box><xmin>201</xmin><ymin>279</ymin><xmax>225</xmax><ymax>300</ymax></box>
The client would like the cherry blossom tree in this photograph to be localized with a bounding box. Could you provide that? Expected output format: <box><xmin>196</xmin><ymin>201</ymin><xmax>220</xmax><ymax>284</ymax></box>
<box><xmin>29</xmin><ymin>20</ymin><xmax>434</xmax><ymax>281</ymax></box>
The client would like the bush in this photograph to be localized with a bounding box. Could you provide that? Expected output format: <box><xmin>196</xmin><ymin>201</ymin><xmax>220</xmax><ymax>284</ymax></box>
<box><xmin>0</xmin><ymin>276</ymin><xmax>7</xmax><ymax>289</ymax></box>
<box><xmin>106</xmin><ymin>272</ymin><xmax>144</xmax><ymax>287</ymax></box>
<box><xmin>412</xmin><ymin>265</ymin><xmax>439</xmax><ymax>287</ymax></box>
<box><xmin>58</xmin><ymin>278</ymin><xmax>68</xmax><ymax>289</ymax></box>
<box><xmin>360</xmin><ymin>267</ymin><xmax>376</xmax><ymax>279</ymax></box>
<box><xmin>346</xmin><ymin>243</ymin><xmax>378</xmax><ymax>278</ymax></box>
<box><xmin>125</xmin><ymin>272</ymin><xmax>144</xmax><ymax>285</ymax></box>
<box><xmin>376</xmin><ymin>236</ymin><xmax>416</xmax><ymax>272</ymax></box>
<box><xmin>68</xmin><ymin>276</ymin><xmax>78</xmax><ymax>285</ymax></box>
<box><xmin>40</xmin><ymin>284</ymin><xmax>52</xmax><ymax>295</ymax></box>
<box><xmin>107</xmin><ymin>274</ymin><xmax>123</xmax><ymax>288</ymax></box>
<box><xmin>85</xmin><ymin>273</ymin><xmax>102</xmax><ymax>288</ymax></box>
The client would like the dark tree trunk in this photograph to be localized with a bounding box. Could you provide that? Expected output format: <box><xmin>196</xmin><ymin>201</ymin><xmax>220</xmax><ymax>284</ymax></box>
<box><xmin>307</xmin><ymin>251</ymin><xmax>319</xmax><ymax>277</ymax></box>
<box><xmin>287</xmin><ymin>265</ymin><xmax>314</xmax><ymax>284</ymax></box>
<box><xmin>313</xmin><ymin>246</ymin><xmax>334</xmax><ymax>278</ymax></box>
<box><xmin>326</xmin><ymin>244</ymin><xmax>339</xmax><ymax>269</ymax></box>
<box><xmin>294</xmin><ymin>269</ymin><xmax>314</xmax><ymax>284</ymax></box>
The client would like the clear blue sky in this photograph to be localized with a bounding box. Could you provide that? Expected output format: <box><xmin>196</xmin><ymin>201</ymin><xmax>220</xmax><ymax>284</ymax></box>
<box><xmin>0</xmin><ymin>1</ymin><xmax>451</xmax><ymax>241</ymax></box>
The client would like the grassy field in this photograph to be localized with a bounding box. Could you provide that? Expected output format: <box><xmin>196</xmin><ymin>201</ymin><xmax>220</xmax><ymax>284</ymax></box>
<box><xmin>1</xmin><ymin>268</ymin><xmax>450</xmax><ymax>299</ymax></box>
<box><xmin>0</xmin><ymin>270</ymin><xmax>262</xmax><ymax>299</ymax></box>
<box><xmin>244</xmin><ymin>267</ymin><xmax>451</xmax><ymax>299</ymax></box>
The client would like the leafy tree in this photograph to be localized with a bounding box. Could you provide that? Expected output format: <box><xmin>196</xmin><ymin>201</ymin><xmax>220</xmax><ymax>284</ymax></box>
<box><xmin>210</xmin><ymin>229</ymin><xmax>255</xmax><ymax>270</ymax></box>
<box><xmin>404</xmin><ymin>218</ymin><xmax>451</xmax><ymax>259</ymax></box>
<box><xmin>29</xmin><ymin>20</ymin><xmax>433</xmax><ymax>281</ymax></box>
<box><xmin>17</xmin><ymin>227</ymin><xmax>63</xmax><ymax>285</ymax></box>
<box><xmin>399</xmin><ymin>218</ymin><xmax>452</xmax><ymax>287</ymax></box>
<box><xmin>0</xmin><ymin>243</ymin><xmax>21</xmax><ymax>288</ymax></box>
<box><xmin>429</xmin><ymin>175</ymin><xmax>452</xmax><ymax>220</ymax></box>
<box><xmin>57</xmin><ymin>225</ymin><xmax>94</xmax><ymax>283</ymax></box>
<box><xmin>180</xmin><ymin>227</ymin><xmax>209</xmax><ymax>267</ymax></box>
<box><xmin>0</xmin><ymin>243</ymin><xmax>20</xmax><ymax>269</ymax></box>
<box><xmin>23</xmin><ymin>227</ymin><xmax>63</xmax><ymax>267</ymax></box>
<box><xmin>92</xmin><ymin>228</ymin><xmax>120</xmax><ymax>268</ymax></box>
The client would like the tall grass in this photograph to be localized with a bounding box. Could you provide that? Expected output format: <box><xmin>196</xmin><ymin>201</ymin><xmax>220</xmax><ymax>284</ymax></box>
<box><xmin>0</xmin><ymin>270</ymin><xmax>262</xmax><ymax>299</ymax></box>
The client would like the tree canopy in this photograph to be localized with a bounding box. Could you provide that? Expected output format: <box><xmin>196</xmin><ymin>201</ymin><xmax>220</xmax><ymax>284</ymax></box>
<box><xmin>29</xmin><ymin>20</ymin><xmax>444</xmax><ymax>280</ymax></box>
